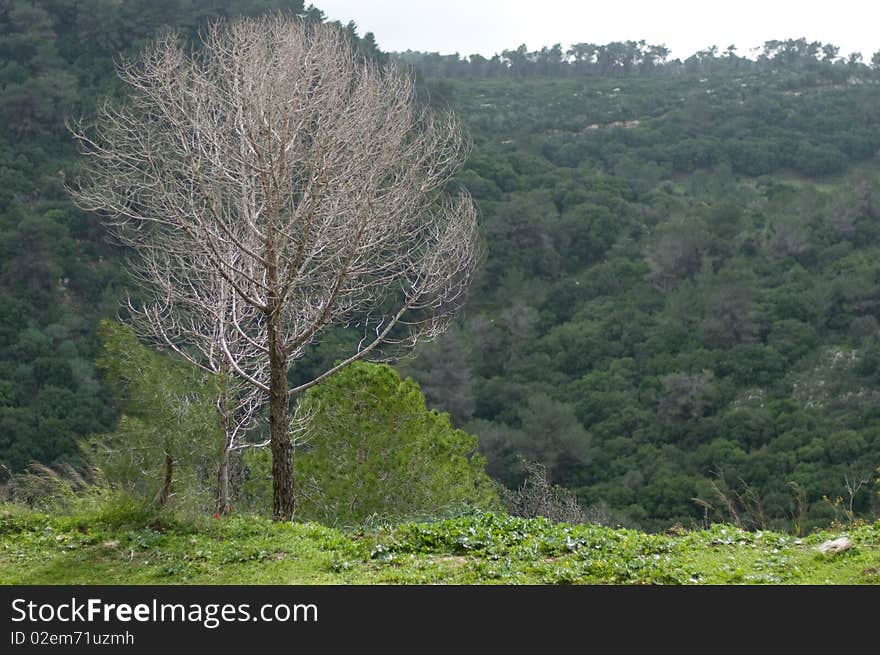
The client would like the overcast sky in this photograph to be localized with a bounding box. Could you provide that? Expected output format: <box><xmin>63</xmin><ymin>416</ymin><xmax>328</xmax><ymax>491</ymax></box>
<box><xmin>313</xmin><ymin>1</ymin><xmax>879</xmax><ymax>61</ymax></box>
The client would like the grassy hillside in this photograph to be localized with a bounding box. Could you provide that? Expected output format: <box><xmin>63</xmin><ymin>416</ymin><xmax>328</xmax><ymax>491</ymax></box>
<box><xmin>2</xmin><ymin>506</ymin><xmax>878</xmax><ymax>585</ymax></box>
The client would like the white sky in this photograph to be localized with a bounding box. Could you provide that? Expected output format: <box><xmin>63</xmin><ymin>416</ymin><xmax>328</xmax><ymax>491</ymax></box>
<box><xmin>314</xmin><ymin>1</ymin><xmax>879</xmax><ymax>61</ymax></box>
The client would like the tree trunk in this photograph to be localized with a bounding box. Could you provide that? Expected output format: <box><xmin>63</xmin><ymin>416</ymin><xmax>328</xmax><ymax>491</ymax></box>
<box><xmin>158</xmin><ymin>450</ymin><xmax>174</xmax><ymax>507</ymax></box>
<box><xmin>215</xmin><ymin>382</ymin><xmax>233</xmax><ymax>515</ymax></box>
<box><xmin>268</xmin><ymin>318</ymin><xmax>295</xmax><ymax>521</ymax></box>
<box><xmin>216</xmin><ymin>447</ymin><xmax>230</xmax><ymax>515</ymax></box>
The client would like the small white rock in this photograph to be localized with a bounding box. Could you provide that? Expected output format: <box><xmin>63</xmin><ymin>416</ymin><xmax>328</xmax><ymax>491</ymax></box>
<box><xmin>817</xmin><ymin>537</ymin><xmax>853</xmax><ymax>554</ymax></box>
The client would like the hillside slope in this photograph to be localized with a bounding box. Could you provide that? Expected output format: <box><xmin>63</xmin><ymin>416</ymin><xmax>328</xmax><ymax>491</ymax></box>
<box><xmin>2</xmin><ymin>0</ymin><xmax>880</xmax><ymax>532</ymax></box>
<box><xmin>395</xmin><ymin>72</ymin><xmax>880</xmax><ymax>531</ymax></box>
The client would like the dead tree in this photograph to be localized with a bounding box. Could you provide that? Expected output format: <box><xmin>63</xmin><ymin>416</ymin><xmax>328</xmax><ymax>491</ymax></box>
<box><xmin>71</xmin><ymin>16</ymin><xmax>479</xmax><ymax>520</ymax></box>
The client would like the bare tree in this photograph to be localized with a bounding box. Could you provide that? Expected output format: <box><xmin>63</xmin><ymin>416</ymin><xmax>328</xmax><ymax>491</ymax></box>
<box><xmin>843</xmin><ymin>469</ymin><xmax>873</xmax><ymax>519</ymax></box>
<box><xmin>70</xmin><ymin>16</ymin><xmax>480</xmax><ymax>520</ymax></box>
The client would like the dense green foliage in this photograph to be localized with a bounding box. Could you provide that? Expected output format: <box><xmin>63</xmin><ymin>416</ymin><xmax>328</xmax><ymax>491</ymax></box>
<box><xmin>2</xmin><ymin>0</ymin><xmax>880</xmax><ymax>533</ymax></box>
<box><xmin>238</xmin><ymin>362</ymin><xmax>499</xmax><ymax>523</ymax></box>
<box><xmin>399</xmin><ymin>69</ymin><xmax>880</xmax><ymax>531</ymax></box>
<box><xmin>1</xmin><ymin>505</ymin><xmax>878</xmax><ymax>584</ymax></box>
<box><xmin>287</xmin><ymin>362</ymin><xmax>498</xmax><ymax>525</ymax></box>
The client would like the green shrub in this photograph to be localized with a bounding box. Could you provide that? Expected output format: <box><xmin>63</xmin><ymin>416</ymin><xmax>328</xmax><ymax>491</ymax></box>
<box><xmin>292</xmin><ymin>362</ymin><xmax>499</xmax><ymax>525</ymax></box>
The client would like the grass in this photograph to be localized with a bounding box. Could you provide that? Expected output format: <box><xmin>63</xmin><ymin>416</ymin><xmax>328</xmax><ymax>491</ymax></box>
<box><xmin>1</xmin><ymin>505</ymin><xmax>878</xmax><ymax>585</ymax></box>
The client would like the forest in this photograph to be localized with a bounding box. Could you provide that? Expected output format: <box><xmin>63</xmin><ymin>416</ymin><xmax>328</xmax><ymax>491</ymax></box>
<box><xmin>1</xmin><ymin>0</ymin><xmax>880</xmax><ymax>534</ymax></box>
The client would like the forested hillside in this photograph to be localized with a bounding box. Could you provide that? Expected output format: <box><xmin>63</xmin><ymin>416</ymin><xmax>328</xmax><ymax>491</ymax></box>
<box><xmin>2</xmin><ymin>0</ymin><xmax>879</xmax><ymax>532</ymax></box>
<box><xmin>397</xmin><ymin>61</ymin><xmax>880</xmax><ymax>531</ymax></box>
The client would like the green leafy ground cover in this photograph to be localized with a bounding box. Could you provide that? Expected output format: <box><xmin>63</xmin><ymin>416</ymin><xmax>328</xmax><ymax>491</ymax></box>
<box><xmin>2</xmin><ymin>507</ymin><xmax>877</xmax><ymax>585</ymax></box>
